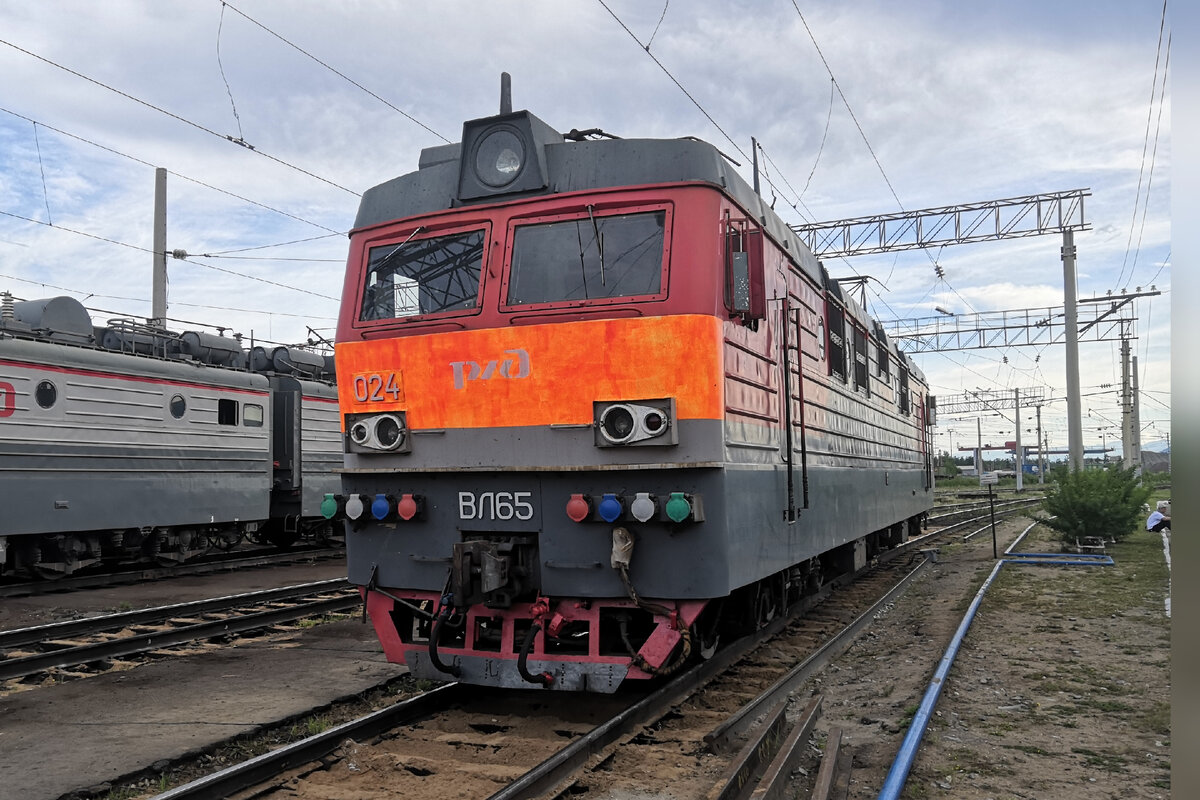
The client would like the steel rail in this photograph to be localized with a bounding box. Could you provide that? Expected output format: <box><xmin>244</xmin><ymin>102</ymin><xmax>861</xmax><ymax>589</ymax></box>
<box><xmin>485</xmin><ymin>607</ymin><xmax>807</xmax><ymax>800</ymax></box>
<box><xmin>139</xmin><ymin>510</ymin><xmax>1028</xmax><ymax>800</ymax></box>
<box><xmin>0</xmin><ymin>546</ymin><xmax>344</xmax><ymax>598</ymax></box>
<box><xmin>704</xmin><ymin>555</ymin><xmax>933</xmax><ymax>753</ymax></box>
<box><xmin>151</xmin><ymin>683</ymin><xmax>478</xmax><ymax>800</ymax></box>
<box><xmin>0</xmin><ymin>591</ymin><xmax>360</xmax><ymax>682</ymax></box>
<box><xmin>0</xmin><ymin>578</ymin><xmax>351</xmax><ymax>650</ymax></box>
<box><xmin>143</xmin><ymin>582</ymin><xmax>826</xmax><ymax>800</ymax></box>
<box><xmin>926</xmin><ymin>497</ymin><xmax>1040</xmax><ymax>525</ymax></box>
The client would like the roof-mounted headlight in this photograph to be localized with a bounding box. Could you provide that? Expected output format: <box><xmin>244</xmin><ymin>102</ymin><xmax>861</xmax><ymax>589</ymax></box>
<box><xmin>457</xmin><ymin>110</ymin><xmax>562</xmax><ymax>202</ymax></box>
<box><xmin>474</xmin><ymin>127</ymin><xmax>526</xmax><ymax>188</ymax></box>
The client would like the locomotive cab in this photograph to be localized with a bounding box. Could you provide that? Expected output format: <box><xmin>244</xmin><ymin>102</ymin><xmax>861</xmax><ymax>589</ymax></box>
<box><xmin>336</xmin><ymin>97</ymin><xmax>932</xmax><ymax>691</ymax></box>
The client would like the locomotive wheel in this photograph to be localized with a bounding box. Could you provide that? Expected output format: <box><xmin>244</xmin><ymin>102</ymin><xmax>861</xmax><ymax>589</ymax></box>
<box><xmin>206</xmin><ymin>532</ymin><xmax>243</xmax><ymax>551</ymax></box>
<box><xmin>32</xmin><ymin>563</ymin><xmax>70</xmax><ymax>581</ymax></box>
<box><xmin>266</xmin><ymin>529</ymin><xmax>300</xmax><ymax>549</ymax></box>
<box><xmin>258</xmin><ymin>519</ymin><xmax>299</xmax><ymax>549</ymax></box>
<box><xmin>752</xmin><ymin>580</ymin><xmax>782</xmax><ymax>629</ymax></box>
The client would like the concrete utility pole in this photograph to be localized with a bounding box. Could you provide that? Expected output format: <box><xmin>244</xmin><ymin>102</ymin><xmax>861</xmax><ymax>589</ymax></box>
<box><xmin>1014</xmin><ymin>388</ymin><xmax>1023</xmax><ymax>491</ymax></box>
<box><xmin>1121</xmin><ymin>336</ymin><xmax>1134</xmax><ymax>468</ymax></box>
<box><xmin>1036</xmin><ymin>404</ymin><xmax>1045</xmax><ymax>484</ymax></box>
<box><xmin>151</xmin><ymin>167</ymin><xmax>168</xmax><ymax>328</ymax></box>
<box><xmin>976</xmin><ymin>417</ymin><xmax>983</xmax><ymax>476</ymax></box>
<box><xmin>1132</xmin><ymin>355</ymin><xmax>1142</xmax><ymax>471</ymax></box>
<box><xmin>1062</xmin><ymin>229</ymin><xmax>1084</xmax><ymax>471</ymax></box>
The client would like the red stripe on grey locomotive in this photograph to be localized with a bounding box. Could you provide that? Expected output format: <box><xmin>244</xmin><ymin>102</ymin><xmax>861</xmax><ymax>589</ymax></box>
<box><xmin>1</xmin><ymin>338</ymin><xmax>272</xmax><ymax>538</ymax></box>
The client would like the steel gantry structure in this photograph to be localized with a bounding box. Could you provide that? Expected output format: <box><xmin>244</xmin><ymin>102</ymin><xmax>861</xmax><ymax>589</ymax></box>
<box><xmin>881</xmin><ymin>290</ymin><xmax>1157</xmax><ymax>353</ymax></box>
<box><xmin>791</xmin><ymin>189</ymin><xmax>1088</xmax><ymax>259</ymax></box>
<box><xmin>792</xmin><ymin>189</ymin><xmax>1099</xmax><ymax>470</ymax></box>
<box><xmin>937</xmin><ymin>388</ymin><xmax>1048</xmax><ymax>489</ymax></box>
<box><xmin>882</xmin><ymin>290</ymin><xmax>1158</xmax><ymax>472</ymax></box>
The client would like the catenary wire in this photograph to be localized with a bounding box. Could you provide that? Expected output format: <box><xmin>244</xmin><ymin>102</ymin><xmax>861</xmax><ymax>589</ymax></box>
<box><xmin>1126</xmin><ymin>31</ymin><xmax>1170</xmax><ymax>289</ymax></box>
<box><xmin>216</xmin><ymin>1</ymin><xmax>245</xmax><ymax>143</ymax></box>
<box><xmin>0</xmin><ymin>37</ymin><xmax>360</xmax><ymax>196</ymax></box>
<box><xmin>220</xmin><ymin>1</ymin><xmax>450</xmax><ymax>144</ymax></box>
<box><xmin>596</xmin><ymin>0</ymin><xmax>750</xmax><ymax>164</ymax></box>
<box><xmin>1115</xmin><ymin>0</ymin><xmax>1169</xmax><ymax>290</ymax></box>
<box><xmin>0</xmin><ymin>107</ymin><xmax>345</xmax><ymax>235</ymax></box>
<box><xmin>0</xmin><ymin>210</ymin><xmax>338</xmax><ymax>301</ymax></box>
<box><xmin>32</xmin><ymin>122</ymin><xmax>53</xmax><ymax>225</ymax></box>
<box><xmin>645</xmin><ymin>1</ymin><xmax>670</xmax><ymax>50</ymax></box>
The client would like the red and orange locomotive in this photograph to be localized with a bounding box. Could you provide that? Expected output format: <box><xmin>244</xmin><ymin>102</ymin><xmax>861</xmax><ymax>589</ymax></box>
<box><xmin>332</xmin><ymin>98</ymin><xmax>934</xmax><ymax>691</ymax></box>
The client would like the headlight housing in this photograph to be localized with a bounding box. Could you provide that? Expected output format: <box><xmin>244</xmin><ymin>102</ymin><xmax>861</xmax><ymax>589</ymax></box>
<box><xmin>345</xmin><ymin>412</ymin><xmax>410</xmax><ymax>453</ymax></box>
<box><xmin>593</xmin><ymin>398</ymin><xmax>677</xmax><ymax>447</ymax></box>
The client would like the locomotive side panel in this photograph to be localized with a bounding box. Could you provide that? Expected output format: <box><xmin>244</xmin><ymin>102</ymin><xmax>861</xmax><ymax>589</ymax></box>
<box><xmin>714</xmin><ymin>218</ymin><xmax>931</xmax><ymax>590</ymax></box>
<box><xmin>298</xmin><ymin>383</ymin><xmax>343</xmax><ymax>517</ymax></box>
<box><xmin>0</xmin><ymin>338</ymin><xmax>272</xmax><ymax>537</ymax></box>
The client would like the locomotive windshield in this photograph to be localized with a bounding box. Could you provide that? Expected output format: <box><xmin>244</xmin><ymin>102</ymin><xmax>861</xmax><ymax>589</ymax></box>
<box><xmin>361</xmin><ymin>229</ymin><xmax>485</xmax><ymax>320</ymax></box>
<box><xmin>506</xmin><ymin>210</ymin><xmax>666</xmax><ymax>305</ymax></box>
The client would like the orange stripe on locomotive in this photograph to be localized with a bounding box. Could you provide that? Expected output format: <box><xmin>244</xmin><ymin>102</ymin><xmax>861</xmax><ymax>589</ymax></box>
<box><xmin>335</xmin><ymin>314</ymin><xmax>726</xmax><ymax>430</ymax></box>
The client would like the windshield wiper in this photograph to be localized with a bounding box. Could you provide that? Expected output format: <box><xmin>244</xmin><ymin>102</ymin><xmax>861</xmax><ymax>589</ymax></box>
<box><xmin>370</xmin><ymin>225</ymin><xmax>425</xmax><ymax>273</ymax></box>
<box><xmin>587</xmin><ymin>205</ymin><xmax>606</xmax><ymax>285</ymax></box>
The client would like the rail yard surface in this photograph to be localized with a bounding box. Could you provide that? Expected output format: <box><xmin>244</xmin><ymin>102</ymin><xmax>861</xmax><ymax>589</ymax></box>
<box><xmin>0</xmin><ymin>562</ymin><xmax>407</xmax><ymax>800</ymax></box>
<box><xmin>799</xmin><ymin>523</ymin><xmax>1171</xmax><ymax>799</ymax></box>
<box><xmin>0</xmin><ymin>518</ymin><xmax>1170</xmax><ymax>800</ymax></box>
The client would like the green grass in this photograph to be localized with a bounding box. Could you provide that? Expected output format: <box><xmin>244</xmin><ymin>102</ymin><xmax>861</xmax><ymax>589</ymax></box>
<box><xmin>985</xmin><ymin>528</ymin><xmax>1169</xmax><ymax>622</ymax></box>
<box><xmin>295</xmin><ymin>613</ymin><xmax>352</xmax><ymax>629</ymax></box>
<box><xmin>1071</xmin><ymin>747</ymin><xmax>1128</xmax><ymax>772</ymax></box>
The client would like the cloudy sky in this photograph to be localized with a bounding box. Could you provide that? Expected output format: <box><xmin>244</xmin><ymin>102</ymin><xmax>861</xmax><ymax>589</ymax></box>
<box><xmin>0</xmin><ymin>0</ymin><xmax>1171</xmax><ymax>456</ymax></box>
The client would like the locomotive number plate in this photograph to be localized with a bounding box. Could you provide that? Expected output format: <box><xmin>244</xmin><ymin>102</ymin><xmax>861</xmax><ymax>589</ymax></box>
<box><xmin>351</xmin><ymin>371</ymin><xmax>403</xmax><ymax>403</ymax></box>
<box><xmin>458</xmin><ymin>491</ymin><xmax>536</xmax><ymax>523</ymax></box>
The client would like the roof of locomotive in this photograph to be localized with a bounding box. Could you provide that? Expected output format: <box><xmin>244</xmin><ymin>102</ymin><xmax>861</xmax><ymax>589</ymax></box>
<box><xmin>353</xmin><ymin>110</ymin><xmax>925</xmax><ymax>386</ymax></box>
<box><xmin>355</xmin><ymin>117</ymin><xmax>824</xmax><ymax>282</ymax></box>
<box><xmin>0</xmin><ymin>294</ymin><xmax>336</xmax><ymax>384</ymax></box>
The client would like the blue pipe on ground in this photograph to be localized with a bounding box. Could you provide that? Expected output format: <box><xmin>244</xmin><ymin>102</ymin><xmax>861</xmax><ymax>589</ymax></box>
<box><xmin>875</xmin><ymin>531</ymin><xmax>1114</xmax><ymax>800</ymax></box>
<box><xmin>875</xmin><ymin>559</ymin><xmax>1005</xmax><ymax>799</ymax></box>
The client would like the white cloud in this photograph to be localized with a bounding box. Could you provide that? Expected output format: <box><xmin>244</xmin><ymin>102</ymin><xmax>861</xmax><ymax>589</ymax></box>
<box><xmin>0</xmin><ymin>0</ymin><xmax>1170</xmax><ymax>445</ymax></box>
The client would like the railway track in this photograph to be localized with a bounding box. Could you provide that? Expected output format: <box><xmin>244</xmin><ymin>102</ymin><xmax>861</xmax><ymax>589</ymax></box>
<box><xmin>141</xmin><ymin>513</ymin><xmax>1030</xmax><ymax>800</ymax></box>
<box><xmin>925</xmin><ymin>495</ymin><xmax>1042</xmax><ymax>527</ymax></box>
<box><xmin>0</xmin><ymin>579</ymin><xmax>360</xmax><ymax>685</ymax></box>
<box><xmin>0</xmin><ymin>545</ymin><xmax>344</xmax><ymax>599</ymax></box>
<box><xmin>68</xmin><ymin>506</ymin><xmax>1037</xmax><ymax>800</ymax></box>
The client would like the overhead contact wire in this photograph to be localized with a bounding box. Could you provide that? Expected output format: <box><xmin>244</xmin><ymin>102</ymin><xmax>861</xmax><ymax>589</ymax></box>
<box><xmin>1116</xmin><ymin>0</ymin><xmax>1169</xmax><ymax>289</ymax></box>
<box><xmin>0</xmin><ymin>37</ymin><xmax>360</xmax><ymax>196</ymax></box>
<box><xmin>220</xmin><ymin>1</ymin><xmax>450</xmax><ymax>144</ymax></box>
<box><xmin>0</xmin><ymin>210</ymin><xmax>337</xmax><ymax>301</ymax></box>
<box><xmin>596</xmin><ymin>0</ymin><xmax>750</xmax><ymax>164</ymax></box>
<box><xmin>3</xmin><ymin>106</ymin><xmax>345</xmax><ymax>235</ymax></box>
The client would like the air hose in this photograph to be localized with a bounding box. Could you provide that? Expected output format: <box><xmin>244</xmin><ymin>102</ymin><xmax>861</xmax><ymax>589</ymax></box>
<box><xmin>428</xmin><ymin>598</ymin><xmax>461</xmax><ymax>677</ymax></box>
<box><xmin>517</xmin><ymin>623</ymin><xmax>555</xmax><ymax>686</ymax></box>
<box><xmin>612</xmin><ymin>527</ymin><xmax>692</xmax><ymax>676</ymax></box>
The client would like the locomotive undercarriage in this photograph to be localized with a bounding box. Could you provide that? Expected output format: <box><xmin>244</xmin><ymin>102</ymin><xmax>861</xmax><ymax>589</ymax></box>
<box><xmin>363</xmin><ymin>514</ymin><xmax>920</xmax><ymax>691</ymax></box>
<box><xmin>1</xmin><ymin>520</ymin><xmax>269</xmax><ymax>579</ymax></box>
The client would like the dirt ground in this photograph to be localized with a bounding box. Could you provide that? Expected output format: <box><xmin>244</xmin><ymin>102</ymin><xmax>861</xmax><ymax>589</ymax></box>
<box><xmin>800</xmin><ymin>520</ymin><xmax>1171</xmax><ymax>799</ymax></box>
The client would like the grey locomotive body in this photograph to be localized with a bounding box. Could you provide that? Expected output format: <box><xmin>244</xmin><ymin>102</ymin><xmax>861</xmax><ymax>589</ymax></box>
<box><xmin>0</xmin><ymin>294</ymin><xmax>340</xmax><ymax>577</ymax></box>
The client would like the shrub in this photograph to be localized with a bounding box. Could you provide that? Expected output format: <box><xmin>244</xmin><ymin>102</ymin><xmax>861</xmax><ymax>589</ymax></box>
<box><xmin>1037</xmin><ymin>463</ymin><xmax>1152</xmax><ymax>543</ymax></box>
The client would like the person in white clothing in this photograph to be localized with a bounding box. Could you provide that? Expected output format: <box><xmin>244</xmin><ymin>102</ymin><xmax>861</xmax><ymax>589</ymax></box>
<box><xmin>1146</xmin><ymin>499</ymin><xmax>1171</xmax><ymax>532</ymax></box>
